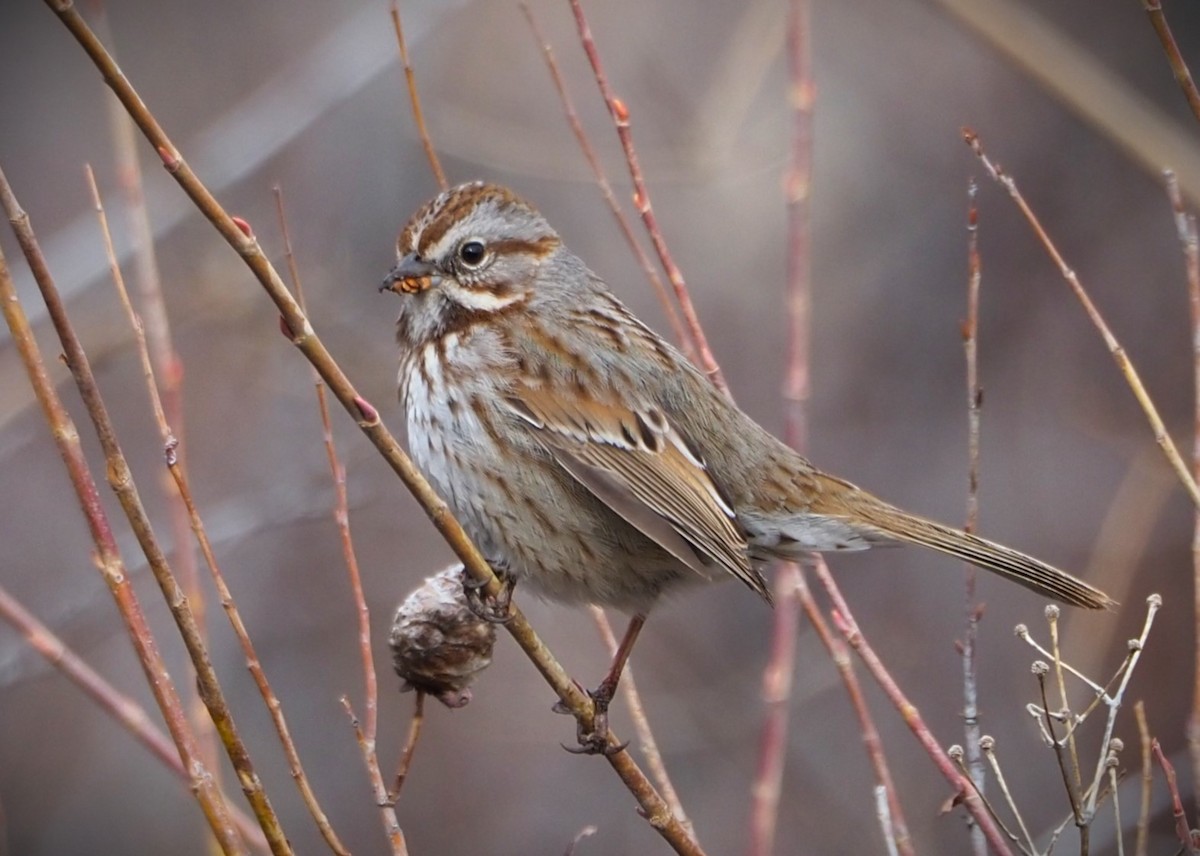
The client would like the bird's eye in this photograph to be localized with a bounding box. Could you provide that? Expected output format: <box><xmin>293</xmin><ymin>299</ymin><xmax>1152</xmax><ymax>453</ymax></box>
<box><xmin>457</xmin><ymin>239</ymin><xmax>487</xmax><ymax>268</ymax></box>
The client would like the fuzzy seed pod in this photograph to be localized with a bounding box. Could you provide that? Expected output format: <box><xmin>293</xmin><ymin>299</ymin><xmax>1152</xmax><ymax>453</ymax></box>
<box><xmin>389</xmin><ymin>563</ymin><xmax>496</xmax><ymax>708</ymax></box>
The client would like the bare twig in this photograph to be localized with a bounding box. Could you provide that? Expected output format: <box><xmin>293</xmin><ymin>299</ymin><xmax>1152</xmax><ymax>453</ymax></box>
<box><xmin>85</xmin><ymin>167</ymin><xmax>344</xmax><ymax>856</ymax></box>
<box><xmin>3</xmin><ymin>161</ymin><xmax>292</xmax><ymax>855</ymax></box>
<box><xmin>961</xmin><ymin>177</ymin><xmax>987</xmax><ymax>856</ymax></box>
<box><xmin>566</xmin><ymin>0</ymin><xmax>729</xmax><ymax>394</ymax></box>
<box><xmin>1165</xmin><ymin>168</ymin><xmax>1200</xmax><ymax>819</ymax></box>
<box><xmin>973</xmin><ymin>738</ymin><xmax>1036</xmax><ymax>855</ymax></box>
<box><xmin>817</xmin><ymin>558</ymin><xmax>1014</xmax><ymax>856</ymax></box>
<box><xmin>748</xmin><ymin>2</ymin><xmax>815</xmax><ymax>850</ymax></box>
<box><xmin>964</xmin><ymin>127</ymin><xmax>1200</xmax><ymax>510</ymax></box>
<box><xmin>390</xmin><ymin>0</ymin><xmax>446</xmax><ymax>190</ymax></box>
<box><xmin>46</xmin><ymin>6</ymin><xmax>700</xmax><ymax>852</ymax></box>
<box><xmin>748</xmin><ymin>562</ymin><xmax>801</xmax><ymax>856</ymax></box>
<box><xmin>794</xmin><ymin>567</ymin><xmax>914</xmax><ymax>856</ymax></box>
<box><xmin>518</xmin><ymin>2</ymin><xmax>689</xmax><ymax>355</ymax></box>
<box><xmin>0</xmin><ymin>197</ymin><xmax>247</xmax><ymax>855</ymax></box>
<box><xmin>1153</xmin><ymin>739</ymin><xmax>1199</xmax><ymax>855</ymax></box>
<box><xmin>1133</xmin><ymin>700</ymin><xmax>1151</xmax><ymax>856</ymax></box>
<box><xmin>92</xmin><ymin>3</ymin><xmax>215</xmax><ymax>801</ymax></box>
<box><xmin>0</xmin><ymin>584</ymin><xmax>269</xmax><ymax>853</ymax></box>
<box><xmin>1142</xmin><ymin>0</ymin><xmax>1200</xmax><ymax>126</ymax></box>
<box><xmin>342</xmin><ymin>697</ymin><xmax>409</xmax><ymax>855</ymax></box>
<box><xmin>391</xmin><ymin>692</ymin><xmax>426</xmax><ymax>802</ymax></box>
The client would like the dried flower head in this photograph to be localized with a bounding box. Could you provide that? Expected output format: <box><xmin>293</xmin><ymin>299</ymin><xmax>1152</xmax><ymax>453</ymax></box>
<box><xmin>389</xmin><ymin>563</ymin><xmax>496</xmax><ymax>708</ymax></box>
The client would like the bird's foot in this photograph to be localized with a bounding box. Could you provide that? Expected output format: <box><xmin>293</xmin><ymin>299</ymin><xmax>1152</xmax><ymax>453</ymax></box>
<box><xmin>461</xmin><ymin>571</ymin><xmax>514</xmax><ymax>624</ymax></box>
<box><xmin>554</xmin><ymin>683</ymin><xmax>627</xmax><ymax>755</ymax></box>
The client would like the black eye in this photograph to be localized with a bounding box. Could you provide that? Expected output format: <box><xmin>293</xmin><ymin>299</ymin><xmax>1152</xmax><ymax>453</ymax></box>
<box><xmin>457</xmin><ymin>239</ymin><xmax>487</xmax><ymax>268</ymax></box>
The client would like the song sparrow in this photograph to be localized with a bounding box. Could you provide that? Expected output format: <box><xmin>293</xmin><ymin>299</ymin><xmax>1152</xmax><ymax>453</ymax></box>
<box><xmin>381</xmin><ymin>181</ymin><xmax>1112</xmax><ymax>750</ymax></box>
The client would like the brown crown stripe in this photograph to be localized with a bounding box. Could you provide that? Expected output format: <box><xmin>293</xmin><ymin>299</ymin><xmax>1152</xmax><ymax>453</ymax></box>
<box><xmin>418</xmin><ymin>184</ymin><xmax>530</xmax><ymax>254</ymax></box>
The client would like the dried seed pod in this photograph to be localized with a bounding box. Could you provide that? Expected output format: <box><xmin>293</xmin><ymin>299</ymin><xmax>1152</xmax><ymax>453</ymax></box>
<box><xmin>389</xmin><ymin>563</ymin><xmax>496</xmax><ymax>708</ymax></box>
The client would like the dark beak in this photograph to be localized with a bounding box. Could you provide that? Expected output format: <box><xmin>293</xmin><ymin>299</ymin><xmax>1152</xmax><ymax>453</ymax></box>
<box><xmin>380</xmin><ymin>253</ymin><xmax>438</xmax><ymax>293</ymax></box>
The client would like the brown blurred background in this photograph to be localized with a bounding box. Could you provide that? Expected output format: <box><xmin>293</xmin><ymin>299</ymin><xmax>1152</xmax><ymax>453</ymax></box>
<box><xmin>2</xmin><ymin>0</ymin><xmax>1199</xmax><ymax>853</ymax></box>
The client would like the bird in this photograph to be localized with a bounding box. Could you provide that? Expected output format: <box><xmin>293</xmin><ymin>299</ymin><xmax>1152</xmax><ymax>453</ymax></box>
<box><xmin>380</xmin><ymin>180</ymin><xmax>1112</xmax><ymax>751</ymax></box>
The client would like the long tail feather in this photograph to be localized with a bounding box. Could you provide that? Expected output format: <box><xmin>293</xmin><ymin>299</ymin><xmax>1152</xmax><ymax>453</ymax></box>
<box><xmin>843</xmin><ymin>498</ymin><xmax>1114</xmax><ymax>610</ymax></box>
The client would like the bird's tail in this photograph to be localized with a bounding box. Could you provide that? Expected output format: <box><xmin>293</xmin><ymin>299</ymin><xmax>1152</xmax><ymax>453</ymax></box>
<box><xmin>827</xmin><ymin>488</ymin><xmax>1114</xmax><ymax>610</ymax></box>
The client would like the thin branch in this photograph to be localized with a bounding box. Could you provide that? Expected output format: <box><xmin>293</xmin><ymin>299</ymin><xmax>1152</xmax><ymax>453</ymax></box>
<box><xmin>1142</xmin><ymin>0</ymin><xmax>1200</xmax><ymax>126</ymax></box>
<box><xmin>389</xmin><ymin>0</ymin><xmax>446</xmax><ymax>190</ymax></box>
<box><xmin>87</xmin><ymin>166</ymin><xmax>347</xmax><ymax>855</ymax></box>
<box><xmin>390</xmin><ymin>692</ymin><xmax>426</xmax><ymax>802</ymax></box>
<box><xmin>964</xmin><ymin>127</ymin><xmax>1200</xmax><ymax>510</ymax></box>
<box><xmin>45</xmin><ymin>6</ymin><xmax>699</xmax><ymax>852</ymax></box>
<box><xmin>1133</xmin><ymin>700</ymin><xmax>1151</xmax><ymax>856</ymax></box>
<box><xmin>816</xmin><ymin>558</ymin><xmax>1015</xmax><ymax>856</ymax></box>
<box><xmin>1152</xmin><ymin>739</ymin><xmax>1199</xmax><ymax>855</ymax></box>
<box><xmin>961</xmin><ymin>177</ymin><xmax>987</xmax><ymax>856</ymax></box>
<box><xmin>748</xmin><ymin>3</ymin><xmax>816</xmax><ymax>850</ymax></box>
<box><xmin>517</xmin><ymin>2</ymin><xmax>689</xmax><ymax>355</ymax></box>
<box><xmin>342</xmin><ymin>698</ymin><xmax>409</xmax><ymax>855</ymax></box>
<box><xmin>1</xmin><ymin>161</ymin><xmax>291</xmax><ymax>856</ymax></box>
<box><xmin>0</xmin><ymin>584</ymin><xmax>269</xmax><ymax>853</ymax></box>
<box><xmin>1165</xmin><ymin>168</ymin><xmax>1200</xmax><ymax>820</ymax></box>
<box><xmin>794</xmin><ymin>566</ymin><xmax>914</xmax><ymax>856</ymax></box>
<box><xmin>0</xmin><ymin>199</ymin><xmax>246</xmax><ymax>855</ymax></box>
<box><xmin>566</xmin><ymin>0</ymin><xmax>729</xmax><ymax>394</ymax></box>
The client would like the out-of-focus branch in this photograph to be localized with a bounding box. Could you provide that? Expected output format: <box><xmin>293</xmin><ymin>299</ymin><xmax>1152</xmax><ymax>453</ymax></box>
<box><xmin>966</xmin><ymin>128</ymin><xmax>1200</xmax><ymax>511</ymax></box>
<box><xmin>0</xmin><ymin>199</ymin><xmax>248</xmax><ymax>856</ymax></box>
<box><xmin>566</xmin><ymin>0</ymin><xmax>729</xmax><ymax>395</ymax></box>
<box><xmin>518</xmin><ymin>2</ymin><xmax>690</xmax><ymax>355</ymax></box>
<box><xmin>0</xmin><ymin>584</ymin><xmax>270</xmax><ymax>853</ymax></box>
<box><xmin>815</xmin><ymin>558</ymin><xmax>1015</xmax><ymax>856</ymax></box>
<box><xmin>1</xmin><ymin>162</ymin><xmax>291</xmax><ymax>856</ymax></box>
<box><xmin>390</xmin><ymin>0</ymin><xmax>446</xmax><ymax>190</ymax></box>
<box><xmin>1142</xmin><ymin>0</ymin><xmax>1200</xmax><ymax>126</ymax></box>
<box><xmin>1165</xmin><ymin>169</ymin><xmax>1200</xmax><ymax>820</ymax></box>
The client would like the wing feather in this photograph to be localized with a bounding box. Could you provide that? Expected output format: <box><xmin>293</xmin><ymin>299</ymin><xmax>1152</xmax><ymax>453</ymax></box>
<box><xmin>505</xmin><ymin>386</ymin><xmax>770</xmax><ymax>602</ymax></box>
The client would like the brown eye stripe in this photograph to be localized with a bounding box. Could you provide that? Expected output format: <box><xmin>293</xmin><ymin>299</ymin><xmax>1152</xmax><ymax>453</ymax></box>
<box><xmin>489</xmin><ymin>235</ymin><xmax>560</xmax><ymax>258</ymax></box>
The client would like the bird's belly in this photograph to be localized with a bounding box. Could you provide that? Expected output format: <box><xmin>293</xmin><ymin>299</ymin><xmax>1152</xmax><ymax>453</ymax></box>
<box><xmin>403</xmin><ymin>365</ymin><xmax>701</xmax><ymax>612</ymax></box>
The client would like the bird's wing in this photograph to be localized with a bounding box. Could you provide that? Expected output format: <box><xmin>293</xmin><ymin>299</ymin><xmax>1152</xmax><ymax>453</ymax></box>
<box><xmin>504</xmin><ymin>384</ymin><xmax>770</xmax><ymax>601</ymax></box>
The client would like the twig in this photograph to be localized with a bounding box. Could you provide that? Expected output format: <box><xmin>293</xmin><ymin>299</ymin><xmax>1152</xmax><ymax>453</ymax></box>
<box><xmin>1142</xmin><ymin>0</ymin><xmax>1200</xmax><ymax>126</ymax></box>
<box><xmin>964</xmin><ymin>127</ymin><xmax>1200</xmax><ymax>510</ymax></box>
<box><xmin>794</xmin><ymin>566</ymin><xmax>914</xmax><ymax>856</ymax></box>
<box><xmin>389</xmin><ymin>0</ymin><xmax>446</xmax><ymax>190</ymax></box>
<box><xmin>874</xmin><ymin>785</ymin><xmax>901</xmax><ymax>856</ymax></box>
<box><xmin>391</xmin><ymin>692</ymin><xmax>426</xmax><ymax>802</ymax></box>
<box><xmin>748</xmin><ymin>562</ymin><xmax>801</xmax><ymax>856</ymax></box>
<box><xmin>45</xmin><ymin>6</ymin><xmax>700</xmax><ymax>852</ymax></box>
<box><xmin>342</xmin><ymin>698</ymin><xmax>409</xmax><ymax>855</ymax></box>
<box><xmin>589</xmin><ymin>606</ymin><xmax>690</xmax><ymax>833</ymax></box>
<box><xmin>0</xmin><ymin>200</ymin><xmax>247</xmax><ymax>855</ymax></box>
<box><xmin>1046</xmin><ymin>606</ymin><xmax>1085</xmax><ymax>802</ymax></box>
<box><xmin>748</xmin><ymin>3</ymin><xmax>816</xmax><ymax>851</ymax></box>
<box><xmin>3</xmin><ymin>161</ymin><xmax>293</xmax><ymax>855</ymax></box>
<box><xmin>973</xmin><ymin>738</ymin><xmax>1036</xmax><ymax>855</ymax></box>
<box><xmin>1152</xmin><ymin>739</ymin><xmax>1198</xmax><ymax>855</ymax></box>
<box><xmin>0</xmin><ymin>584</ymin><xmax>269</xmax><ymax>853</ymax></box>
<box><xmin>1133</xmin><ymin>700</ymin><xmax>1151</xmax><ymax>856</ymax></box>
<box><xmin>817</xmin><ymin>559</ymin><xmax>1014</xmax><ymax>856</ymax></box>
<box><xmin>1165</xmin><ymin>168</ymin><xmax>1200</xmax><ymax>819</ymax></box>
<box><xmin>85</xmin><ymin>166</ymin><xmax>345</xmax><ymax>855</ymax></box>
<box><xmin>517</xmin><ymin>2</ymin><xmax>689</xmax><ymax>355</ymax></box>
<box><xmin>92</xmin><ymin>2</ymin><xmax>215</xmax><ymax>800</ymax></box>
<box><xmin>1035</xmin><ymin>665</ymin><xmax>1086</xmax><ymax>846</ymax></box>
<box><xmin>961</xmin><ymin>177</ymin><xmax>987</xmax><ymax>856</ymax></box>
<box><xmin>274</xmin><ymin>184</ymin><xmax>402</xmax><ymax>849</ymax></box>
<box><xmin>566</xmin><ymin>0</ymin><xmax>729</xmax><ymax>395</ymax></box>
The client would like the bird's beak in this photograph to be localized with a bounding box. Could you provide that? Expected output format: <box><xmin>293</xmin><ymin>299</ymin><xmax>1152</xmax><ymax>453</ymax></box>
<box><xmin>380</xmin><ymin>253</ymin><xmax>438</xmax><ymax>294</ymax></box>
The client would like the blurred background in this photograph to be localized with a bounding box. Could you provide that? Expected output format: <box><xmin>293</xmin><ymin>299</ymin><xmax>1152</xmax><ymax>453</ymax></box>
<box><xmin>2</xmin><ymin>0</ymin><xmax>1199</xmax><ymax>853</ymax></box>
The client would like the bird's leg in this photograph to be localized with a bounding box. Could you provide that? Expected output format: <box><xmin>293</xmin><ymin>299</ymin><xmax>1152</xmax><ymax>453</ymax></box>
<box><xmin>560</xmin><ymin>613</ymin><xmax>646</xmax><ymax>755</ymax></box>
<box><xmin>462</xmin><ymin>569</ymin><xmax>515</xmax><ymax>623</ymax></box>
